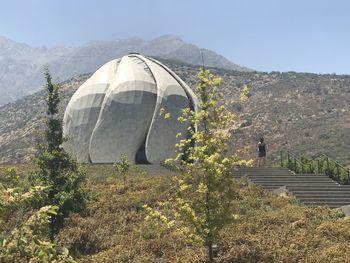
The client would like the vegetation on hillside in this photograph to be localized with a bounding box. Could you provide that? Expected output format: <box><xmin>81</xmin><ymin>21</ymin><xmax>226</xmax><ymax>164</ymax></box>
<box><xmin>1</xmin><ymin>66</ymin><xmax>350</xmax><ymax>262</ymax></box>
<box><xmin>0</xmin><ymin>70</ymin><xmax>87</xmax><ymax>262</ymax></box>
<box><xmin>2</xmin><ymin>164</ymin><xmax>349</xmax><ymax>262</ymax></box>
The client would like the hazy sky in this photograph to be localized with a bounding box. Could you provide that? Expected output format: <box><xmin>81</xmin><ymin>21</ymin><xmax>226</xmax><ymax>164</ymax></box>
<box><xmin>1</xmin><ymin>0</ymin><xmax>349</xmax><ymax>74</ymax></box>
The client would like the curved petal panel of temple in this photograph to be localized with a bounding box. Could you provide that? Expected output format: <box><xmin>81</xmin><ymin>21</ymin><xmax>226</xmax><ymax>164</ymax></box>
<box><xmin>63</xmin><ymin>54</ymin><xmax>198</xmax><ymax>164</ymax></box>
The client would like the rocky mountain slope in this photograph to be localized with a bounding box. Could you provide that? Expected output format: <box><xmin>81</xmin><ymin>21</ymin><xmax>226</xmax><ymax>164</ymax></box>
<box><xmin>0</xmin><ymin>35</ymin><xmax>250</xmax><ymax>105</ymax></box>
<box><xmin>0</xmin><ymin>59</ymin><xmax>350</xmax><ymax>166</ymax></box>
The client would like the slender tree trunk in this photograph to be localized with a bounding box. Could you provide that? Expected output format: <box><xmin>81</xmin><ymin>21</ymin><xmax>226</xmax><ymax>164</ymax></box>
<box><xmin>208</xmin><ymin>243</ymin><xmax>214</xmax><ymax>263</ymax></box>
<box><xmin>50</xmin><ymin>222</ymin><xmax>55</xmax><ymax>243</ymax></box>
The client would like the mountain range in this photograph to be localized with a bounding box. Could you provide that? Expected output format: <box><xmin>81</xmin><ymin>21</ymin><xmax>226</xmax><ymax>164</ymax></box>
<box><xmin>0</xmin><ymin>34</ymin><xmax>250</xmax><ymax>105</ymax></box>
<box><xmin>0</xmin><ymin>59</ymin><xmax>349</xmax><ymax>167</ymax></box>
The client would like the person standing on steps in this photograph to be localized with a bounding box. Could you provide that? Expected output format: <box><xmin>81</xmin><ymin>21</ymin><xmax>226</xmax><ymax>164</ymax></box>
<box><xmin>257</xmin><ymin>137</ymin><xmax>266</xmax><ymax>167</ymax></box>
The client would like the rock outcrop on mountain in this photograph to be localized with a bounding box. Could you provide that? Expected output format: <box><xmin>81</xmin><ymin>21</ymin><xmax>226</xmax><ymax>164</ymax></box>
<box><xmin>0</xmin><ymin>35</ymin><xmax>250</xmax><ymax>105</ymax></box>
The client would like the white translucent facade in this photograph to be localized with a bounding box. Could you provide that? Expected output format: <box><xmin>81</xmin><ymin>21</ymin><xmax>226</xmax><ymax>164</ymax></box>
<box><xmin>63</xmin><ymin>54</ymin><xmax>198</xmax><ymax>163</ymax></box>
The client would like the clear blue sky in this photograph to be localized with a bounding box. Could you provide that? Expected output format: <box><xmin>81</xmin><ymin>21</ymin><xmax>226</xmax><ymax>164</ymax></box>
<box><xmin>1</xmin><ymin>0</ymin><xmax>349</xmax><ymax>74</ymax></box>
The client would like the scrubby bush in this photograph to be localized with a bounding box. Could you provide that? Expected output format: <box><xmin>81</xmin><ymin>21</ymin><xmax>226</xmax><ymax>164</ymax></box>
<box><xmin>0</xmin><ymin>205</ymin><xmax>75</xmax><ymax>263</ymax></box>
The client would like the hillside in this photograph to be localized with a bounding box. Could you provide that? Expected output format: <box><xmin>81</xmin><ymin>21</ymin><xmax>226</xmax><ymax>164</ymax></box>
<box><xmin>0</xmin><ymin>59</ymin><xmax>350</xmax><ymax>166</ymax></box>
<box><xmin>65</xmin><ymin>165</ymin><xmax>350</xmax><ymax>262</ymax></box>
<box><xmin>0</xmin><ymin>35</ymin><xmax>250</xmax><ymax>105</ymax></box>
<box><xmin>2</xmin><ymin>164</ymin><xmax>350</xmax><ymax>262</ymax></box>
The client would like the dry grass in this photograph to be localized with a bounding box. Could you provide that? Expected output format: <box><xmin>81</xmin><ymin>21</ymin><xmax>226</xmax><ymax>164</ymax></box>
<box><xmin>49</xmin><ymin>165</ymin><xmax>350</xmax><ymax>262</ymax></box>
<box><xmin>2</xmin><ymin>164</ymin><xmax>350</xmax><ymax>262</ymax></box>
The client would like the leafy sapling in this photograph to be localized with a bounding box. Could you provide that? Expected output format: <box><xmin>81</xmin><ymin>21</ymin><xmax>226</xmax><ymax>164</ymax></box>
<box><xmin>114</xmin><ymin>154</ymin><xmax>131</xmax><ymax>184</ymax></box>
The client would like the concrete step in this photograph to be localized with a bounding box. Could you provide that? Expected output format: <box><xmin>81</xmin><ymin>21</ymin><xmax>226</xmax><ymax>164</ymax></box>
<box><xmin>238</xmin><ymin>168</ymin><xmax>290</xmax><ymax>171</ymax></box>
<box><xmin>286</xmin><ymin>186</ymin><xmax>350</xmax><ymax>191</ymax></box>
<box><xmin>258</xmin><ymin>186</ymin><xmax>350</xmax><ymax>193</ymax></box>
<box><xmin>253</xmin><ymin>184</ymin><xmax>339</xmax><ymax>191</ymax></box>
<box><xmin>293</xmin><ymin>194</ymin><xmax>350</xmax><ymax>200</ymax></box>
<box><xmin>236</xmin><ymin>167</ymin><xmax>350</xmax><ymax>209</ymax></box>
<box><xmin>235</xmin><ymin>173</ymin><xmax>295</xmax><ymax>177</ymax></box>
<box><xmin>254</xmin><ymin>182</ymin><xmax>337</xmax><ymax>188</ymax></box>
<box><xmin>232</xmin><ymin>173</ymin><xmax>295</xmax><ymax>176</ymax></box>
<box><xmin>287</xmin><ymin>184</ymin><xmax>350</xmax><ymax>187</ymax></box>
<box><xmin>302</xmin><ymin>201</ymin><xmax>350</xmax><ymax>208</ymax></box>
<box><xmin>244</xmin><ymin>174</ymin><xmax>328</xmax><ymax>177</ymax></box>
<box><xmin>253</xmin><ymin>183</ymin><xmax>334</xmax><ymax>187</ymax></box>
<box><xmin>249</xmin><ymin>176</ymin><xmax>334</xmax><ymax>184</ymax></box>
<box><xmin>292</xmin><ymin>190</ymin><xmax>350</xmax><ymax>194</ymax></box>
<box><xmin>235</xmin><ymin>175</ymin><xmax>294</xmax><ymax>178</ymax></box>
<box><xmin>235</xmin><ymin>170</ymin><xmax>293</xmax><ymax>173</ymax></box>
<box><xmin>287</xmin><ymin>184</ymin><xmax>349</xmax><ymax>187</ymax></box>
<box><xmin>298</xmin><ymin>197</ymin><xmax>350</xmax><ymax>202</ymax></box>
<box><xmin>251</xmin><ymin>182</ymin><xmax>337</xmax><ymax>187</ymax></box>
<box><xmin>245</xmin><ymin>174</ymin><xmax>328</xmax><ymax>177</ymax></box>
<box><xmin>236</xmin><ymin>169</ymin><xmax>293</xmax><ymax>172</ymax></box>
<box><xmin>236</xmin><ymin>174</ymin><xmax>321</xmax><ymax>177</ymax></box>
<box><xmin>246</xmin><ymin>174</ymin><xmax>330</xmax><ymax>178</ymax></box>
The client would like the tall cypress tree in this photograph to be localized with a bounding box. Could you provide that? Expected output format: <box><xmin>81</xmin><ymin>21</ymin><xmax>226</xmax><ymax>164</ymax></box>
<box><xmin>44</xmin><ymin>68</ymin><xmax>62</xmax><ymax>151</ymax></box>
<box><xmin>35</xmin><ymin>68</ymin><xmax>87</xmax><ymax>240</ymax></box>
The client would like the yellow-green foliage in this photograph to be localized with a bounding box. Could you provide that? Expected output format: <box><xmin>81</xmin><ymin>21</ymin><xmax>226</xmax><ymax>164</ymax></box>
<box><xmin>1</xmin><ymin>205</ymin><xmax>75</xmax><ymax>263</ymax></box>
<box><xmin>154</xmin><ymin>69</ymin><xmax>253</xmax><ymax>261</ymax></box>
<box><xmin>0</xmin><ymin>167</ymin><xmax>75</xmax><ymax>262</ymax></box>
<box><xmin>240</xmin><ymin>84</ymin><xmax>249</xmax><ymax>102</ymax></box>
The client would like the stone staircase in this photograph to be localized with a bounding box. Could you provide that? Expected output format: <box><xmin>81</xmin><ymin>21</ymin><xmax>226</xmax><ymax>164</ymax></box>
<box><xmin>235</xmin><ymin>167</ymin><xmax>350</xmax><ymax>208</ymax></box>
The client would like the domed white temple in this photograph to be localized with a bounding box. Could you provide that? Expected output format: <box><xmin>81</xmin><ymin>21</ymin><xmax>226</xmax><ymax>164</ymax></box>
<box><xmin>63</xmin><ymin>54</ymin><xmax>198</xmax><ymax>163</ymax></box>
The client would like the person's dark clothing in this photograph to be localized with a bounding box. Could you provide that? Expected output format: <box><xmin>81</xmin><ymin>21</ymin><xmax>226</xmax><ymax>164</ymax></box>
<box><xmin>258</xmin><ymin>142</ymin><xmax>266</xmax><ymax>157</ymax></box>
